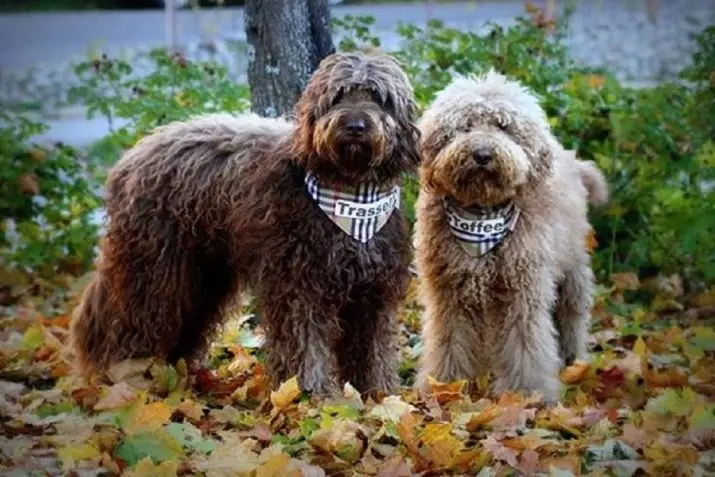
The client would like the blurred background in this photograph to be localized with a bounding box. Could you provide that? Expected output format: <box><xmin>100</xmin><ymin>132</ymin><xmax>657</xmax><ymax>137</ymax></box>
<box><xmin>1</xmin><ymin>0</ymin><xmax>713</xmax><ymax>303</ymax></box>
<box><xmin>1</xmin><ymin>0</ymin><xmax>710</xmax><ymax>146</ymax></box>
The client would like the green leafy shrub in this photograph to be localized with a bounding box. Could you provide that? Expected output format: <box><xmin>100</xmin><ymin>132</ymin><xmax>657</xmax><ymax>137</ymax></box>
<box><xmin>0</xmin><ymin>111</ymin><xmax>101</xmax><ymax>290</ymax></box>
<box><xmin>69</xmin><ymin>49</ymin><xmax>251</xmax><ymax>169</ymax></box>
<box><xmin>382</xmin><ymin>13</ymin><xmax>714</xmax><ymax>286</ymax></box>
<box><xmin>3</xmin><ymin>7</ymin><xmax>713</xmax><ymax>293</ymax></box>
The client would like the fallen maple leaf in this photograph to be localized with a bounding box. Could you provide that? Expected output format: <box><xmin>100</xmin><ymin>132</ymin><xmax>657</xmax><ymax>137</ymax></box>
<box><xmin>425</xmin><ymin>376</ymin><xmax>468</xmax><ymax>405</ymax></box>
<box><xmin>114</xmin><ymin>428</ymin><xmax>184</xmax><ymax>468</ymax></box>
<box><xmin>644</xmin><ymin>367</ymin><xmax>688</xmax><ymax>388</ymax></box>
<box><xmin>481</xmin><ymin>434</ymin><xmax>519</xmax><ymax>468</ymax></box>
<box><xmin>560</xmin><ymin>360</ymin><xmax>591</xmax><ymax>385</ymax></box>
<box><xmin>519</xmin><ymin>448</ymin><xmax>540</xmax><ymax>475</ymax></box>
<box><xmin>192</xmin><ymin>434</ymin><xmax>260</xmax><ymax>477</ymax></box>
<box><xmin>56</xmin><ymin>442</ymin><xmax>102</xmax><ymax>471</ymax></box>
<box><xmin>105</xmin><ymin>358</ymin><xmax>155</xmax><ymax>390</ymax></box>
<box><xmin>310</xmin><ymin>419</ymin><xmax>368</xmax><ymax>464</ymax></box>
<box><xmin>93</xmin><ymin>382</ymin><xmax>139</xmax><ymax>411</ymax></box>
<box><xmin>270</xmin><ymin>376</ymin><xmax>301</xmax><ymax>411</ymax></box>
<box><xmin>176</xmin><ymin>398</ymin><xmax>205</xmax><ymax>421</ymax></box>
<box><xmin>593</xmin><ymin>366</ymin><xmax>626</xmax><ymax>402</ymax></box>
<box><xmin>464</xmin><ymin>404</ymin><xmax>501</xmax><ymax>432</ymax></box>
<box><xmin>255</xmin><ymin>450</ymin><xmax>296</xmax><ymax>477</ymax></box>
<box><xmin>621</xmin><ymin>423</ymin><xmax>650</xmax><ymax>451</ymax></box>
<box><xmin>123</xmin><ymin>457</ymin><xmax>178</xmax><ymax>477</ymax></box>
<box><xmin>369</xmin><ymin>395</ymin><xmax>416</xmax><ymax>423</ymax></box>
<box><xmin>125</xmin><ymin>401</ymin><xmax>174</xmax><ymax>434</ymax></box>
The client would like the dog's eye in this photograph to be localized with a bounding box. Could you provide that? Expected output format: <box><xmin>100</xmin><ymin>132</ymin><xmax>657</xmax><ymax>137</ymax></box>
<box><xmin>497</xmin><ymin>121</ymin><xmax>509</xmax><ymax>131</ymax></box>
<box><xmin>331</xmin><ymin>89</ymin><xmax>345</xmax><ymax>107</ymax></box>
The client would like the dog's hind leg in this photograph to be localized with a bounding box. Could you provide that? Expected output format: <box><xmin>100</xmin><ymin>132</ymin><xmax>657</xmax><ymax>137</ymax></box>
<box><xmin>70</xmin><ymin>215</ymin><xmax>238</xmax><ymax>379</ymax></box>
<box><xmin>554</xmin><ymin>263</ymin><xmax>594</xmax><ymax>366</ymax></box>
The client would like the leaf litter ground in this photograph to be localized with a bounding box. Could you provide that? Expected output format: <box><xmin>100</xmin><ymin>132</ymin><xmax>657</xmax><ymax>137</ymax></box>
<box><xmin>1</xmin><ymin>274</ymin><xmax>714</xmax><ymax>476</ymax></box>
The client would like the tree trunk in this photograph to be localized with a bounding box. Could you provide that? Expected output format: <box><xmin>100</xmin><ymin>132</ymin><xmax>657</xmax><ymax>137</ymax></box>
<box><xmin>244</xmin><ymin>0</ymin><xmax>335</xmax><ymax>118</ymax></box>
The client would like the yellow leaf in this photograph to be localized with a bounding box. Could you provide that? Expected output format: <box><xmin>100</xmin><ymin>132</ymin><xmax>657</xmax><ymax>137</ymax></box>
<box><xmin>425</xmin><ymin>376</ymin><xmax>467</xmax><ymax>404</ymax></box>
<box><xmin>418</xmin><ymin>422</ymin><xmax>463</xmax><ymax>468</ymax></box>
<box><xmin>559</xmin><ymin>360</ymin><xmax>591</xmax><ymax>385</ymax></box>
<box><xmin>57</xmin><ymin>443</ymin><xmax>102</xmax><ymax>470</ymax></box>
<box><xmin>256</xmin><ymin>451</ymin><xmax>294</xmax><ymax>477</ymax></box>
<box><xmin>465</xmin><ymin>405</ymin><xmax>501</xmax><ymax>432</ymax></box>
<box><xmin>633</xmin><ymin>336</ymin><xmax>648</xmax><ymax>359</ymax></box>
<box><xmin>270</xmin><ymin>376</ymin><xmax>301</xmax><ymax>411</ymax></box>
<box><xmin>177</xmin><ymin>398</ymin><xmax>205</xmax><ymax>421</ymax></box>
<box><xmin>125</xmin><ymin>401</ymin><xmax>174</xmax><ymax>434</ymax></box>
<box><xmin>125</xmin><ymin>457</ymin><xmax>178</xmax><ymax>477</ymax></box>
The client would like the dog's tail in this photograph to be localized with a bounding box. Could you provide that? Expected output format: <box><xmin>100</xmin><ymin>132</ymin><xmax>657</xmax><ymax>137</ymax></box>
<box><xmin>577</xmin><ymin>160</ymin><xmax>609</xmax><ymax>206</ymax></box>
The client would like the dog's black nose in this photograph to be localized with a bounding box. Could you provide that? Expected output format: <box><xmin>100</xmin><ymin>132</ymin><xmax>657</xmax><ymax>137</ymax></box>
<box><xmin>345</xmin><ymin>118</ymin><xmax>367</xmax><ymax>135</ymax></box>
<box><xmin>473</xmin><ymin>148</ymin><xmax>492</xmax><ymax>166</ymax></box>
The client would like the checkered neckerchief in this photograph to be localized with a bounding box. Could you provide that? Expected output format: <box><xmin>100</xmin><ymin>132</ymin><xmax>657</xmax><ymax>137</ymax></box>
<box><xmin>304</xmin><ymin>171</ymin><xmax>401</xmax><ymax>243</ymax></box>
<box><xmin>443</xmin><ymin>196</ymin><xmax>520</xmax><ymax>257</ymax></box>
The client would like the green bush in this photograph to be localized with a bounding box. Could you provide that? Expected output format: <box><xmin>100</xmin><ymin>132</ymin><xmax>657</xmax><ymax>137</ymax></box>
<box><xmin>0</xmin><ymin>111</ymin><xmax>101</xmax><ymax>290</ymax></box>
<box><xmin>2</xmin><ymin>9</ymin><xmax>713</xmax><ymax>294</ymax></box>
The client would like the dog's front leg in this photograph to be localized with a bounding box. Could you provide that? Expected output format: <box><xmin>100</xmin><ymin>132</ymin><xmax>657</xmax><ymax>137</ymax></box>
<box><xmin>415</xmin><ymin>300</ymin><xmax>485</xmax><ymax>391</ymax></box>
<box><xmin>338</xmin><ymin>297</ymin><xmax>401</xmax><ymax>397</ymax></box>
<box><xmin>492</xmin><ymin>271</ymin><xmax>562</xmax><ymax>404</ymax></box>
<box><xmin>261</xmin><ymin>296</ymin><xmax>342</xmax><ymax>397</ymax></box>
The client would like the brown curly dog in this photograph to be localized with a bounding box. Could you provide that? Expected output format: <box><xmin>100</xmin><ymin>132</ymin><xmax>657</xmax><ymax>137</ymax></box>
<box><xmin>69</xmin><ymin>52</ymin><xmax>421</xmax><ymax>396</ymax></box>
<box><xmin>413</xmin><ymin>71</ymin><xmax>608</xmax><ymax>403</ymax></box>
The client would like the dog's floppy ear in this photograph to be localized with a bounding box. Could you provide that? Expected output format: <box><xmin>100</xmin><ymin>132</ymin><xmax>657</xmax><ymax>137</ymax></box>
<box><xmin>393</xmin><ymin>101</ymin><xmax>422</xmax><ymax>169</ymax></box>
<box><xmin>527</xmin><ymin>132</ymin><xmax>559</xmax><ymax>185</ymax></box>
<box><xmin>289</xmin><ymin>91</ymin><xmax>318</xmax><ymax>165</ymax></box>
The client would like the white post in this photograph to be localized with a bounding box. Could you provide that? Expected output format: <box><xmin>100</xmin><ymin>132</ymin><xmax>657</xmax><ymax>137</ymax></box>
<box><xmin>165</xmin><ymin>0</ymin><xmax>177</xmax><ymax>54</ymax></box>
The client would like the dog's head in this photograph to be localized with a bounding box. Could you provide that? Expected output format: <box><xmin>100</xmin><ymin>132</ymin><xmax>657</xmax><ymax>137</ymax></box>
<box><xmin>291</xmin><ymin>52</ymin><xmax>420</xmax><ymax>184</ymax></box>
<box><xmin>418</xmin><ymin>70</ymin><xmax>559</xmax><ymax>207</ymax></box>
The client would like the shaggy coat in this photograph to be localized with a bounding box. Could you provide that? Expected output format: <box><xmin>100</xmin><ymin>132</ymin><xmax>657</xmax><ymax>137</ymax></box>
<box><xmin>69</xmin><ymin>52</ymin><xmax>421</xmax><ymax>396</ymax></box>
<box><xmin>414</xmin><ymin>71</ymin><xmax>608</xmax><ymax>403</ymax></box>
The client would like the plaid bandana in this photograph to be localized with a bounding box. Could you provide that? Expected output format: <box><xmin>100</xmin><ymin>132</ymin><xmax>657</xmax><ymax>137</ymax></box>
<box><xmin>443</xmin><ymin>197</ymin><xmax>520</xmax><ymax>257</ymax></box>
<box><xmin>304</xmin><ymin>171</ymin><xmax>401</xmax><ymax>243</ymax></box>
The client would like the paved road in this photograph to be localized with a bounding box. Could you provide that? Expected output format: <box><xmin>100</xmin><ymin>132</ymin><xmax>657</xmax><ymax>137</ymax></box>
<box><xmin>0</xmin><ymin>2</ymin><xmax>536</xmax><ymax>72</ymax></box>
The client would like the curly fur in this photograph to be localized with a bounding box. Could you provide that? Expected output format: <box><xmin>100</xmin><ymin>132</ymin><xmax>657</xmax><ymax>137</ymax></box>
<box><xmin>69</xmin><ymin>52</ymin><xmax>421</xmax><ymax>397</ymax></box>
<box><xmin>413</xmin><ymin>70</ymin><xmax>608</xmax><ymax>403</ymax></box>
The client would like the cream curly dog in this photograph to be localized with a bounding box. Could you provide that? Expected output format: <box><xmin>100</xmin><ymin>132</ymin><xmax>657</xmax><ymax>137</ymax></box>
<box><xmin>414</xmin><ymin>71</ymin><xmax>608</xmax><ymax>403</ymax></box>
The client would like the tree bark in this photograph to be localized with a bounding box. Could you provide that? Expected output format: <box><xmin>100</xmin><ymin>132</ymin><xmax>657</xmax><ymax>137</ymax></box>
<box><xmin>244</xmin><ymin>0</ymin><xmax>335</xmax><ymax>118</ymax></box>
